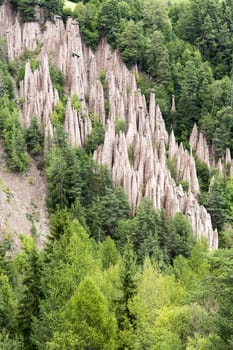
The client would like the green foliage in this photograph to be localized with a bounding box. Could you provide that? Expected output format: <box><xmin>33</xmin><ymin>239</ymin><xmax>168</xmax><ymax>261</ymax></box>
<box><xmin>174</xmin><ymin>0</ymin><xmax>233</xmax><ymax>77</ymax></box>
<box><xmin>117</xmin><ymin>238</ymin><xmax>138</xmax><ymax>331</ymax></box>
<box><xmin>169</xmin><ymin>212</ymin><xmax>195</xmax><ymax>259</ymax></box>
<box><xmin>49</xmin><ymin>63</ymin><xmax>65</xmax><ymax>100</ymax></box>
<box><xmin>115</xmin><ymin>118</ymin><xmax>127</xmax><ymax>134</ymax></box>
<box><xmin>9</xmin><ymin>47</ymin><xmax>42</xmax><ymax>88</ymax></box>
<box><xmin>0</xmin><ymin>62</ymin><xmax>14</xmax><ymax>99</ymax></box>
<box><xmin>50</xmin><ymin>101</ymin><xmax>65</xmax><ymax>126</ymax></box>
<box><xmin>180</xmin><ymin>179</ymin><xmax>189</xmax><ymax>193</ymax></box>
<box><xmin>0</xmin><ymin>332</ymin><xmax>24</xmax><ymax>350</ymax></box>
<box><xmin>98</xmin><ymin>0</ymin><xmax>121</xmax><ymax>46</ymax></box>
<box><xmin>206</xmin><ymin>177</ymin><xmax>225</xmax><ymax>231</ymax></box>
<box><xmin>42</xmin><ymin>0</ymin><xmax>64</xmax><ymax>21</ymax></box>
<box><xmin>9</xmin><ymin>0</ymin><xmax>64</xmax><ymax>22</ymax></box>
<box><xmin>99</xmin><ymin>236</ymin><xmax>120</xmax><ymax>270</ymax></box>
<box><xmin>195</xmin><ymin>156</ymin><xmax>211</xmax><ymax>194</ymax></box>
<box><xmin>85</xmin><ymin>117</ymin><xmax>105</xmax><ymax>154</ymax></box>
<box><xmin>98</xmin><ymin>68</ymin><xmax>109</xmax><ymax>116</ymax></box>
<box><xmin>57</xmin><ymin>277</ymin><xmax>117</xmax><ymax>350</ymax></box>
<box><xmin>0</xmin><ymin>96</ymin><xmax>29</xmax><ymax>172</ymax></box>
<box><xmin>32</xmin><ymin>220</ymin><xmax>98</xmax><ymax>349</ymax></box>
<box><xmin>71</xmin><ymin>94</ymin><xmax>81</xmax><ymax>112</ymax></box>
<box><xmin>174</xmin><ymin>239</ymin><xmax>210</xmax><ymax>291</ymax></box>
<box><xmin>166</xmin><ymin>157</ymin><xmax>178</xmax><ymax>181</ymax></box>
<box><xmin>99</xmin><ymin>68</ymin><xmax>106</xmax><ymax>86</ymax></box>
<box><xmin>144</xmin><ymin>30</ymin><xmax>171</xmax><ymax>84</ymax></box>
<box><xmin>116</xmin><ymin>198</ymin><xmax>195</xmax><ymax>265</ymax></box>
<box><xmin>10</xmin><ymin>0</ymin><xmax>37</xmax><ymax>22</ymax></box>
<box><xmin>17</xmin><ymin>238</ymin><xmax>42</xmax><ymax>350</ymax></box>
<box><xmin>73</xmin><ymin>1</ymin><xmax>100</xmax><ymax>50</ymax></box>
<box><xmin>117</xmin><ymin>20</ymin><xmax>145</xmax><ymax>67</ymax></box>
<box><xmin>46</xmin><ymin>146</ymin><xmax>80</xmax><ymax>211</ymax></box>
<box><xmin>0</xmin><ymin>274</ymin><xmax>17</xmax><ymax>332</ymax></box>
<box><xmin>25</xmin><ymin>117</ymin><xmax>43</xmax><ymax>155</ymax></box>
<box><xmin>0</xmin><ymin>213</ymin><xmax>227</xmax><ymax>350</ymax></box>
<box><xmin>136</xmin><ymin>72</ymin><xmax>152</xmax><ymax>104</ymax></box>
<box><xmin>213</xmin><ymin>106</ymin><xmax>233</xmax><ymax>160</ymax></box>
<box><xmin>86</xmin><ymin>186</ymin><xmax>130</xmax><ymax>241</ymax></box>
<box><xmin>197</xmin><ymin>248</ymin><xmax>233</xmax><ymax>349</ymax></box>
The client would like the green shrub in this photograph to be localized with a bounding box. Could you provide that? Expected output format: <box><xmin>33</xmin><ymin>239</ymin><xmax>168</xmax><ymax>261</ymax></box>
<box><xmin>25</xmin><ymin>116</ymin><xmax>44</xmax><ymax>155</ymax></box>
<box><xmin>16</xmin><ymin>59</ymin><xmax>40</xmax><ymax>88</ymax></box>
<box><xmin>166</xmin><ymin>157</ymin><xmax>177</xmax><ymax>181</ymax></box>
<box><xmin>51</xmin><ymin>101</ymin><xmax>65</xmax><ymax>126</ymax></box>
<box><xmin>180</xmin><ymin>179</ymin><xmax>189</xmax><ymax>193</ymax></box>
<box><xmin>49</xmin><ymin>63</ymin><xmax>65</xmax><ymax>100</ymax></box>
<box><xmin>85</xmin><ymin>118</ymin><xmax>105</xmax><ymax>154</ymax></box>
<box><xmin>115</xmin><ymin>118</ymin><xmax>127</xmax><ymax>134</ymax></box>
<box><xmin>71</xmin><ymin>94</ymin><xmax>81</xmax><ymax>112</ymax></box>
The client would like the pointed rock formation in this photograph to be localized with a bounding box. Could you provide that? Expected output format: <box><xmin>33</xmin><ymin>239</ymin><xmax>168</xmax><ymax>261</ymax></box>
<box><xmin>171</xmin><ymin>95</ymin><xmax>176</xmax><ymax>113</ymax></box>
<box><xmin>190</xmin><ymin>124</ymin><xmax>210</xmax><ymax>166</ymax></box>
<box><xmin>19</xmin><ymin>54</ymin><xmax>58</xmax><ymax>138</ymax></box>
<box><xmin>189</xmin><ymin>123</ymin><xmax>233</xmax><ymax>175</ymax></box>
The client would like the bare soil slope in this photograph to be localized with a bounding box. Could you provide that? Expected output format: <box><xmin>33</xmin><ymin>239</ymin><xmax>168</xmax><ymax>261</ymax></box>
<box><xmin>0</xmin><ymin>141</ymin><xmax>48</xmax><ymax>249</ymax></box>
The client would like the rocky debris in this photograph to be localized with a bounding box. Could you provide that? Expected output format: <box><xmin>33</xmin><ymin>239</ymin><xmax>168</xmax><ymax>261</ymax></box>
<box><xmin>1</xmin><ymin>4</ymin><xmax>218</xmax><ymax>249</ymax></box>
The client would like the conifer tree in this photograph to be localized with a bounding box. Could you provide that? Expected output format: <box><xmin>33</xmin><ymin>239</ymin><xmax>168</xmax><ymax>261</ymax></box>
<box><xmin>206</xmin><ymin>177</ymin><xmax>225</xmax><ymax>231</ymax></box>
<box><xmin>25</xmin><ymin>117</ymin><xmax>43</xmax><ymax>155</ymax></box>
<box><xmin>17</xmin><ymin>241</ymin><xmax>42</xmax><ymax>349</ymax></box>
<box><xmin>118</xmin><ymin>239</ymin><xmax>137</xmax><ymax>325</ymax></box>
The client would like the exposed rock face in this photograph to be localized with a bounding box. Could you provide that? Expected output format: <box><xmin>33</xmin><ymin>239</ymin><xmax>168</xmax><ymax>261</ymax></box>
<box><xmin>0</xmin><ymin>4</ymin><xmax>218</xmax><ymax>249</ymax></box>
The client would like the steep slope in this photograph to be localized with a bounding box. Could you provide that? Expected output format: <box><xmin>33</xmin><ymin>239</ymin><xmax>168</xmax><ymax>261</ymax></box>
<box><xmin>0</xmin><ymin>4</ymin><xmax>218</xmax><ymax>249</ymax></box>
<box><xmin>0</xmin><ymin>140</ymin><xmax>48</xmax><ymax>247</ymax></box>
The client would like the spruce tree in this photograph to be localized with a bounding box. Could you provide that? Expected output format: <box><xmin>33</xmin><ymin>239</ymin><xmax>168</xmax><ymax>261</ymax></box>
<box><xmin>17</xmin><ymin>242</ymin><xmax>42</xmax><ymax>349</ymax></box>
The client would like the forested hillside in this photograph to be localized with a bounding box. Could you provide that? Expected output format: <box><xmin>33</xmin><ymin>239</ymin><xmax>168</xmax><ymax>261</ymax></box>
<box><xmin>0</xmin><ymin>0</ymin><xmax>233</xmax><ymax>349</ymax></box>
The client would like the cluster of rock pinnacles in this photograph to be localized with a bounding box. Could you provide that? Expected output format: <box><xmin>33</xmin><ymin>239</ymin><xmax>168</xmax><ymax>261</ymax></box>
<box><xmin>2</xmin><ymin>3</ymin><xmax>228</xmax><ymax>249</ymax></box>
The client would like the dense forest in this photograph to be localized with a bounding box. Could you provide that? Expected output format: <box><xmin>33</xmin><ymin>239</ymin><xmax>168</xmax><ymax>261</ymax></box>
<box><xmin>0</xmin><ymin>0</ymin><xmax>233</xmax><ymax>349</ymax></box>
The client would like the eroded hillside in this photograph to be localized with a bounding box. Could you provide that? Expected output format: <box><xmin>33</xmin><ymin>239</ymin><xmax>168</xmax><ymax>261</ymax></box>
<box><xmin>0</xmin><ymin>140</ymin><xmax>48</xmax><ymax>247</ymax></box>
<box><xmin>0</xmin><ymin>3</ymin><xmax>219</xmax><ymax>248</ymax></box>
